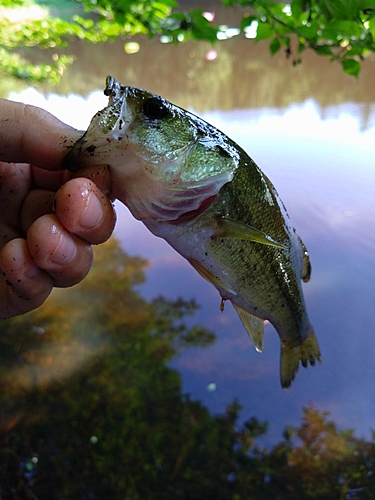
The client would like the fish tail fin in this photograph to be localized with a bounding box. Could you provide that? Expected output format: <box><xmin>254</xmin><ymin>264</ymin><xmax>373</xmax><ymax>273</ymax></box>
<box><xmin>280</xmin><ymin>330</ymin><xmax>321</xmax><ymax>389</ymax></box>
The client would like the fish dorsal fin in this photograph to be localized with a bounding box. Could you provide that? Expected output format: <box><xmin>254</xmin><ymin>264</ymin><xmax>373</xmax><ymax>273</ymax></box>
<box><xmin>232</xmin><ymin>303</ymin><xmax>264</xmax><ymax>353</ymax></box>
<box><xmin>188</xmin><ymin>258</ymin><xmax>237</xmax><ymax>296</ymax></box>
<box><xmin>215</xmin><ymin>218</ymin><xmax>286</xmax><ymax>250</ymax></box>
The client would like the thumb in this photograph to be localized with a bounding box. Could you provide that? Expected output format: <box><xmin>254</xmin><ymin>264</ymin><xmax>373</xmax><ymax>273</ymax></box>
<box><xmin>0</xmin><ymin>98</ymin><xmax>82</xmax><ymax>170</ymax></box>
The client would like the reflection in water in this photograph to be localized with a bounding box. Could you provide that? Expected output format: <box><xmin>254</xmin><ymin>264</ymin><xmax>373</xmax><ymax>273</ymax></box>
<box><xmin>3</xmin><ymin>35</ymin><xmax>375</xmax><ymax>127</ymax></box>
<box><xmin>1</xmin><ymin>22</ymin><xmax>375</xmax><ymax>497</ymax></box>
<box><xmin>1</xmin><ymin>239</ymin><xmax>375</xmax><ymax>499</ymax></box>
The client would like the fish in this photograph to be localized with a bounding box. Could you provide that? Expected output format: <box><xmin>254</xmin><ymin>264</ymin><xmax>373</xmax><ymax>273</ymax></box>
<box><xmin>64</xmin><ymin>75</ymin><xmax>321</xmax><ymax>388</ymax></box>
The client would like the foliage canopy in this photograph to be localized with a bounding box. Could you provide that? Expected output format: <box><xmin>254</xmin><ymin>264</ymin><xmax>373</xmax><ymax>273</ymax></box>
<box><xmin>0</xmin><ymin>0</ymin><xmax>375</xmax><ymax>83</ymax></box>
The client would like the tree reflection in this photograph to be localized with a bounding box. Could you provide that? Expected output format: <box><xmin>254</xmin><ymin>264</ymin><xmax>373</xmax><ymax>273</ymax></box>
<box><xmin>0</xmin><ymin>238</ymin><xmax>374</xmax><ymax>499</ymax></box>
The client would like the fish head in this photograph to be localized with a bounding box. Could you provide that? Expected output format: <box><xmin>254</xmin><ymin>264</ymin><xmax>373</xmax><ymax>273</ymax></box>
<box><xmin>65</xmin><ymin>76</ymin><xmax>239</xmax><ymax>221</ymax></box>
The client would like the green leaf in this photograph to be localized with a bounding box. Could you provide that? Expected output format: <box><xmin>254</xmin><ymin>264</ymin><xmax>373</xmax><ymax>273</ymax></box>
<box><xmin>240</xmin><ymin>15</ymin><xmax>257</xmax><ymax>30</ymax></box>
<box><xmin>346</xmin><ymin>44</ymin><xmax>366</xmax><ymax>56</ymax></box>
<box><xmin>314</xmin><ymin>44</ymin><xmax>333</xmax><ymax>56</ymax></box>
<box><xmin>369</xmin><ymin>15</ymin><xmax>375</xmax><ymax>34</ymax></box>
<box><xmin>156</xmin><ymin>0</ymin><xmax>178</xmax><ymax>7</ymax></box>
<box><xmin>269</xmin><ymin>37</ymin><xmax>281</xmax><ymax>55</ymax></box>
<box><xmin>324</xmin><ymin>0</ymin><xmax>360</xmax><ymax>20</ymax></box>
<box><xmin>298</xmin><ymin>40</ymin><xmax>306</xmax><ymax>52</ymax></box>
<box><xmin>323</xmin><ymin>20</ymin><xmax>363</xmax><ymax>39</ymax></box>
<box><xmin>255</xmin><ymin>21</ymin><xmax>274</xmax><ymax>42</ymax></box>
<box><xmin>342</xmin><ymin>58</ymin><xmax>361</xmax><ymax>77</ymax></box>
<box><xmin>291</xmin><ymin>0</ymin><xmax>303</xmax><ymax>20</ymax></box>
<box><xmin>190</xmin><ymin>11</ymin><xmax>218</xmax><ymax>42</ymax></box>
<box><xmin>297</xmin><ymin>21</ymin><xmax>320</xmax><ymax>41</ymax></box>
<box><xmin>359</xmin><ymin>0</ymin><xmax>375</xmax><ymax>10</ymax></box>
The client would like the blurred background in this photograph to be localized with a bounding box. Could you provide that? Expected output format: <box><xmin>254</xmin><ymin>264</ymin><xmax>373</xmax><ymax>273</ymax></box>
<box><xmin>1</xmin><ymin>1</ymin><xmax>375</xmax><ymax>498</ymax></box>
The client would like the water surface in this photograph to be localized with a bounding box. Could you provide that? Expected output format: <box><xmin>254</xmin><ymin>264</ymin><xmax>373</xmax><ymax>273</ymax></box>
<box><xmin>3</xmin><ymin>25</ymin><xmax>375</xmax><ymax>452</ymax></box>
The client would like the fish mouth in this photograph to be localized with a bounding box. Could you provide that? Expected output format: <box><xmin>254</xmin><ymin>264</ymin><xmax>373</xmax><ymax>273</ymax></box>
<box><xmin>64</xmin><ymin>76</ymin><xmax>132</xmax><ymax>172</ymax></box>
<box><xmin>64</xmin><ymin>135</ymin><xmax>97</xmax><ymax>172</ymax></box>
<box><xmin>104</xmin><ymin>75</ymin><xmax>122</xmax><ymax>99</ymax></box>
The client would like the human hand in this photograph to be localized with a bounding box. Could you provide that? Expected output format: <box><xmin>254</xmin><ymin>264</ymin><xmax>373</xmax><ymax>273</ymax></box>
<box><xmin>0</xmin><ymin>99</ymin><xmax>116</xmax><ymax>319</ymax></box>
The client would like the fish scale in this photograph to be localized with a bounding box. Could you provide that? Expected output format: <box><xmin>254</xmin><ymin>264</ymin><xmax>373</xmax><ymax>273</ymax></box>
<box><xmin>223</xmin><ymin>163</ymin><xmax>311</xmax><ymax>336</ymax></box>
<box><xmin>64</xmin><ymin>75</ymin><xmax>321</xmax><ymax>388</ymax></box>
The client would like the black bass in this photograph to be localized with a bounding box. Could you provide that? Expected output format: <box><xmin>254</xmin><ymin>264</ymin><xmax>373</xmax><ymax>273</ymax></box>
<box><xmin>65</xmin><ymin>76</ymin><xmax>321</xmax><ymax>388</ymax></box>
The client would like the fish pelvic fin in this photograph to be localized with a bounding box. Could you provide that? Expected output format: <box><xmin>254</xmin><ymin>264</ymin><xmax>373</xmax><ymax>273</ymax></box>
<box><xmin>280</xmin><ymin>330</ymin><xmax>321</xmax><ymax>389</ymax></box>
<box><xmin>233</xmin><ymin>304</ymin><xmax>264</xmax><ymax>353</ymax></box>
<box><xmin>188</xmin><ymin>259</ymin><xmax>237</xmax><ymax>296</ymax></box>
<box><xmin>215</xmin><ymin>217</ymin><xmax>287</xmax><ymax>250</ymax></box>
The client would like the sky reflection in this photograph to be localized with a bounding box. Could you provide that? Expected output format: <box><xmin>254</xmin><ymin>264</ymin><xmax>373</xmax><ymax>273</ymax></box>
<box><xmin>8</xmin><ymin>88</ymin><xmax>375</xmax><ymax>444</ymax></box>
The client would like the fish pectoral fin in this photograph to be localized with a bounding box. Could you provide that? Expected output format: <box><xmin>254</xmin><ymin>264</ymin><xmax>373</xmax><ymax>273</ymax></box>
<box><xmin>215</xmin><ymin>218</ymin><xmax>286</xmax><ymax>249</ymax></box>
<box><xmin>280</xmin><ymin>330</ymin><xmax>321</xmax><ymax>389</ymax></box>
<box><xmin>188</xmin><ymin>259</ymin><xmax>237</xmax><ymax>296</ymax></box>
<box><xmin>233</xmin><ymin>304</ymin><xmax>264</xmax><ymax>353</ymax></box>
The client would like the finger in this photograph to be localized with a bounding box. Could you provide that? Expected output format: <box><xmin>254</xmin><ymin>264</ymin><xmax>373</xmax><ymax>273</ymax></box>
<box><xmin>31</xmin><ymin>165</ymin><xmax>71</xmax><ymax>191</ymax></box>
<box><xmin>0</xmin><ymin>99</ymin><xmax>81</xmax><ymax>169</ymax></box>
<box><xmin>54</xmin><ymin>178</ymin><xmax>116</xmax><ymax>245</ymax></box>
<box><xmin>0</xmin><ymin>162</ymin><xmax>31</xmax><ymax>244</ymax></box>
<box><xmin>21</xmin><ymin>189</ymin><xmax>55</xmax><ymax>234</ymax></box>
<box><xmin>0</xmin><ymin>238</ymin><xmax>53</xmax><ymax>319</ymax></box>
<box><xmin>70</xmin><ymin>164</ymin><xmax>112</xmax><ymax>197</ymax></box>
<box><xmin>27</xmin><ymin>214</ymin><xmax>93</xmax><ymax>288</ymax></box>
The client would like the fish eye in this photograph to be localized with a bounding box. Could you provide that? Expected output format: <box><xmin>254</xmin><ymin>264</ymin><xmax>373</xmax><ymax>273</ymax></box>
<box><xmin>142</xmin><ymin>97</ymin><xmax>171</xmax><ymax>120</ymax></box>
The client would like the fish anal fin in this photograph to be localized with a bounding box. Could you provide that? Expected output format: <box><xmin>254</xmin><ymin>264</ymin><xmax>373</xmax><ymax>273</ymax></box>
<box><xmin>280</xmin><ymin>330</ymin><xmax>321</xmax><ymax>389</ymax></box>
<box><xmin>215</xmin><ymin>217</ymin><xmax>286</xmax><ymax>250</ymax></box>
<box><xmin>188</xmin><ymin>259</ymin><xmax>236</xmax><ymax>296</ymax></box>
<box><xmin>233</xmin><ymin>304</ymin><xmax>264</xmax><ymax>353</ymax></box>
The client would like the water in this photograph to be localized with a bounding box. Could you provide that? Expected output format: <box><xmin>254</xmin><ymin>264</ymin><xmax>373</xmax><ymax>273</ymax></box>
<box><xmin>112</xmin><ymin>101</ymin><xmax>375</xmax><ymax>443</ymax></box>
<box><xmin>2</xmin><ymin>22</ymin><xmax>375</xmax><ymax>494</ymax></box>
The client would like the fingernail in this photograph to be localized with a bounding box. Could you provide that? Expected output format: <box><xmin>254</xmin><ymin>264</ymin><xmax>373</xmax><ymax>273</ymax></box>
<box><xmin>49</xmin><ymin>234</ymin><xmax>77</xmax><ymax>265</ymax></box>
<box><xmin>79</xmin><ymin>192</ymin><xmax>103</xmax><ymax>229</ymax></box>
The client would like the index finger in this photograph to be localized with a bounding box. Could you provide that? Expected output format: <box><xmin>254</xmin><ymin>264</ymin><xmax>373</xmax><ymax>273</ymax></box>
<box><xmin>0</xmin><ymin>98</ymin><xmax>82</xmax><ymax>170</ymax></box>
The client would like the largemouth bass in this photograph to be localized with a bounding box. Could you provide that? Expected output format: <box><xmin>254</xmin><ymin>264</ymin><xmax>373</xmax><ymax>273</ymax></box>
<box><xmin>65</xmin><ymin>76</ymin><xmax>321</xmax><ymax>388</ymax></box>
